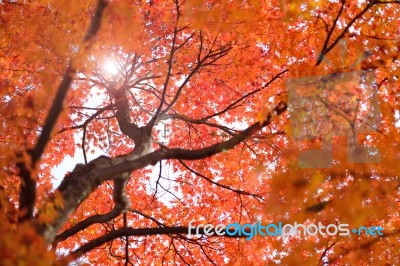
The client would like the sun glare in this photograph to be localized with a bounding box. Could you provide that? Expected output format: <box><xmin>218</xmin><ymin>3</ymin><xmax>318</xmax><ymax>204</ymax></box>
<box><xmin>103</xmin><ymin>59</ymin><xmax>119</xmax><ymax>76</ymax></box>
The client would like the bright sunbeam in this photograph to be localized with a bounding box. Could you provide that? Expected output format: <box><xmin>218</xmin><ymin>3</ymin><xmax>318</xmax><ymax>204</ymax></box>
<box><xmin>103</xmin><ymin>59</ymin><xmax>119</xmax><ymax>76</ymax></box>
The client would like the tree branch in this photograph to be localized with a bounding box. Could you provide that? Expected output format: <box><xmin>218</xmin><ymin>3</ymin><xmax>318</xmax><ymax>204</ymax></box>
<box><xmin>178</xmin><ymin>160</ymin><xmax>262</xmax><ymax>198</ymax></box>
<box><xmin>17</xmin><ymin>0</ymin><xmax>108</xmax><ymax>221</ymax></box>
<box><xmin>70</xmin><ymin>225</ymin><xmax>248</xmax><ymax>259</ymax></box>
<box><xmin>53</xmin><ymin>206</ymin><xmax>123</xmax><ymax>248</ymax></box>
<box><xmin>316</xmin><ymin>0</ymin><xmax>377</xmax><ymax>65</ymax></box>
<box><xmin>39</xmin><ymin>101</ymin><xmax>286</xmax><ymax>243</ymax></box>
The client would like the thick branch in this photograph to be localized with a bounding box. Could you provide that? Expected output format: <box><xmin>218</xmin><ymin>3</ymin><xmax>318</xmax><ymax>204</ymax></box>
<box><xmin>53</xmin><ymin>206</ymin><xmax>123</xmax><ymax>247</ymax></box>
<box><xmin>53</xmin><ymin>173</ymin><xmax>130</xmax><ymax>247</ymax></box>
<box><xmin>17</xmin><ymin>0</ymin><xmax>108</xmax><ymax>221</ymax></box>
<box><xmin>39</xmin><ymin>101</ymin><xmax>286</xmax><ymax>243</ymax></box>
<box><xmin>32</xmin><ymin>0</ymin><xmax>107</xmax><ymax>165</ymax></box>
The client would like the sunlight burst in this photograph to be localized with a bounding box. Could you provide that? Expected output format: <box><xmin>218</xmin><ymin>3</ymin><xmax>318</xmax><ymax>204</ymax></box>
<box><xmin>103</xmin><ymin>59</ymin><xmax>119</xmax><ymax>76</ymax></box>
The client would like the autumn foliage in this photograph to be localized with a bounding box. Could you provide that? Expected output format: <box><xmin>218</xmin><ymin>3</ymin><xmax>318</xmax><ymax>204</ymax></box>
<box><xmin>1</xmin><ymin>0</ymin><xmax>400</xmax><ymax>265</ymax></box>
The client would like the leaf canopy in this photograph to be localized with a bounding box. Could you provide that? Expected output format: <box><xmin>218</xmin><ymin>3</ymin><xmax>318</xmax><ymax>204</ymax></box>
<box><xmin>0</xmin><ymin>0</ymin><xmax>400</xmax><ymax>265</ymax></box>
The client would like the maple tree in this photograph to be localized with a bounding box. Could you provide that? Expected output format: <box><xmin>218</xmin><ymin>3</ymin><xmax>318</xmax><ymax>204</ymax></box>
<box><xmin>1</xmin><ymin>0</ymin><xmax>400</xmax><ymax>264</ymax></box>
